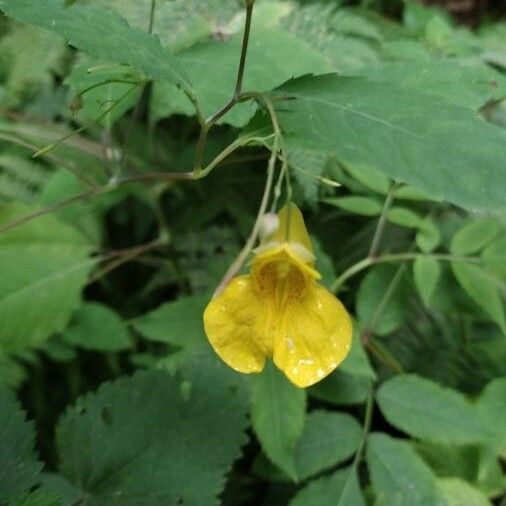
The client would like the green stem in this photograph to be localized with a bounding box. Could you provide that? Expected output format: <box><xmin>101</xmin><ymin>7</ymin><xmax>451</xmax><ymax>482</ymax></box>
<box><xmin>368</xmin><ymin>182</ymin><xmax>396</xmax><ymax>258</ymax></box>
<box><xmin>213</xmin><ymin>132</ymin><xmax>278</xmax><ymax>297</ymax></box>
<box><xmin>332</xmin><ymin>252</ymin><xmax>481</xmax><ymax>293</ymax></box>
<box><xmin>193</xmin><ymin>1</ymin><xmax>255</xmax><ymax>174</ymax></box>
<box><xmin>352</xmin><ymin>385</ymin><xmax>374</xmax><ymax>469</ymax></box>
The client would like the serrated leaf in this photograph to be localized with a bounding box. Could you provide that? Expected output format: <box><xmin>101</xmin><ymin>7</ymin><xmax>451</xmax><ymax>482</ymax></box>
<box><xmin>62</xmin><ymin>302</ymin><xmax>131</xmax><ymax>352</ymax></box>
<box><xmin>0</xmin><ymin>0</ymin><xmax>193</xmax><ymax>95</ymax></box>
<box><xmin>289</xmin><ymin>466</ymin><xmax>365</xmax><ymax>506</ymax></box>
<box><xmin>56</xmin><ymin>363</ymin><xmax>248</xmax><ymax>505</ymax></box>
<box><xmin>0</xmin><ymin>385</ymin><xmax>42</xmax><ymax>503</ymax></box>
<box><xmin>450</xmin><ymin>219</ymin><xmax>501</xmax><ymax>255</ymax></box>
<box><xmin>376</xmin><ymin>374</ymin><xmax>486</xmax><ymax>445</ymax></box>
<box><xmin>367</xmin><ymin>433</ymin><xmax>447</xmax><ymax>506</ymax></box>
<box><xmin>0</xmin><ymin>204</ymin><xmax>93</xmax><ymax>354</ymax></box>
<box><xmin>132</xmin><ymin>295</ymin><xmax>207</xmax><ymax>348</ymax></box>
<box><xmin>251</xmin><ymin>362</ymin><xmax>306</xmax><ymax>480</ymax></box>
<box><xmin>294</xmin><ymin>411</ymin><xmax>362</xmax><ymax>480</ymax></box>
<box><xmin>271</xmin><ymin>74</ymin><xmax>506</xmax><ymax>212</ymax></box>
<box><xmin>151</xmin><ymin>29</ymin><xmax>330</xmax><ymax>127</ymax></box>
<box><xmin>413</xmin><ymin>256</ymin><xmax>441</xmax><ymax>306</ymax></box>
<box><xmin>451</xmin><ymin>262</ymin><xmax>506</xmax><ymax>332</ymax></box>
<box><xmin>324</xmin><ymin>196</ymin><xmax>382</xmax><ymax>216</ymax></box>
<box><xmin>0</xmin><ymin>355</ymin><xmax>26</xmax><ymax>389</ymax></box>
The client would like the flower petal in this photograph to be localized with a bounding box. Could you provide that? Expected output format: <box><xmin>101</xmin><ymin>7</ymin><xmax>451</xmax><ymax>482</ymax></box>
<box><xmin>270</xmin><ymin>203</ymin><xmax>313</xmax><ymax>253</ymax></box>
<box><xmin>203</xmin><ymin>275</ymin><xmax>267</xmax><ymax>374</ymax></box>
<box><xmin>273</xmin><ymin>284</ymin><xmax>352</xmax><ymax>388</ymax></box>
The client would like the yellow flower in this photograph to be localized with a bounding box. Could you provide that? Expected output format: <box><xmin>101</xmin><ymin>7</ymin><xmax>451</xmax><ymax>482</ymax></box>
<box><xmin>203</xmin><ymin>203</ymin><xmax>352</xmax><ymax>388</ymax></box>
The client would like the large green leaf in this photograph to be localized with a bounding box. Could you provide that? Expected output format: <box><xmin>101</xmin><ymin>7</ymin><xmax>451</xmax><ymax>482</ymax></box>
<box><xmin>289</xmin><ymin>466</ymin><xmax>365</xmax><ymax>506</ymax></box>
<box><xmin>0</xmin><ymin>386</ymin><xmax>42</xmax><ymax>503</ymax></box>
<box><xmin>376</xmin><ymin>375</ymin><xmax>486</xmax><ymax>445</ymax></box>
<box><xmin>0</xmin><ymin>0</ymin><xmax>193</xmax><ymax>95</ymax></box>
<box><xmin>62</xmin><ymin>302</ymin><xmax>131</xmax><ymax>352</ymax></box>
<box><xmin>55</xmin><ymin>363</ymin><xmax>248</xmax><ymax>505</ymax></box>
<box><xmin>152</xmin><ymin>29</ymin><xmax>330</xmax><ymax>126</ymax></box>
<box><xmin>131</xmin><ymin>295</ymin><xmax>207</xmax><ymax>348</ymax></box>
<box><xmin>367</xmin><ymin>433</ymin><xmax>447</xmax><ymax>506</ymax></box>
<box><xmin>251</xmin><ymin>362</ymin><xmax>306</xmax><ymax>480</ymax></box>
<box><xmin>271</xmin><ymin>74</ymin><xmax>506</xmax><ymax>211</ymax></box>
<box><xmin>294</xmin><ymin>410</ymin><xmax>362</xmax><ymax>480</ymax></box>
<box><xmin>0</xmin><ymin>204</ymin><xmax>93</xmax><ymax>354</ymax></box>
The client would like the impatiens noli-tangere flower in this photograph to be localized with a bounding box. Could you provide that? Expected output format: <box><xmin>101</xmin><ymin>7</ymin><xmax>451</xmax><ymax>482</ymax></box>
<box><xmin>203</xmin><ymin>203</ymin><xmax>352</xmax><ymax>388</ymax></box>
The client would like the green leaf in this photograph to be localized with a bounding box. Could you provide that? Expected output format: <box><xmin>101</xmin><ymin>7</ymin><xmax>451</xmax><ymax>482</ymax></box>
<box><xmin>132</xmin><ymin>295</ymin><xmax>208</xmax><ymax>348</ymax></box>
<box><xmin>376</xmin><ymin>374</ymin><xmax>486</xmax><ymax>445</ymax></box>
<box><xmin>251</xmin><ymin>362</ymin><xmax>306</xmax><ymax>480</ymax></box>
<box><xmin>56</xmin><ymin>363</ymin><xmax>248</xmax><ymax>505</ymax></box>
<box><xmin>289</xmin><ymin>466</ymin><xmax>365</xmax><ymax>506</ymax></box>
<box><xmin>62</xmin><ymin>302</ymin><xmax>131</xmax><ymax>352</ymax></box>
<box><xmin>151</xmin><ymin>29</ymin><xmax>330</xmax><ymax>126</ymax></box>
<box><xmin>324</xmin><ymin>196</ymin><xmax>382</xmax><ymax>216</ymax></box>
<box><xmin>340</xmin><ymin>331</ymin><xmax>376</xmax><ymax>380</ymax></box>
<box><xmin>272</xmin><ymin>74</ymin><xmax>506</xmax><ymax>212</ymax></box>
<box><xmin>0</xmin><ymin>204</ymin><xmax>93</xmax><ymax>354</ymax></box>
<box><xmin>451</xmin><ymin>262</ymin><xmax>506</xmax><ymax>332</ymax></box>
<box><xmin>482</xmin><ymin>236</ymin><xmax>506</xmax><ymax>279</ymax></box>
<box><xmin>365</xmin><ymin>61</ymin><xmax>505</xmax><ymax>110</ymax></box>
<box><xmin>387</xmin><ymin>207</ymin><xmax>424</xmax><ymax>228</ymax></box>
<box><xmin>9</xmin><ymin>491</ymin><xmax>62</xmax><ymax>506</ymax></box>
<box><xmin>65</xmin><ymin>57</ymin><xmax>142</xmax><ymax>126</ymax></box>
<box><xmin>0</xmin><ymin>385</ymin><xmax>42</xmax><ymax>503</ymax></box>
<box><xmin>413</xmin><ymin>256</ymin><xmax>441</xmax><ymax>307</ymax></box>
<box><xmin>414</xmin><ymin>442</ymin><xmax>504</xmax><ymax>497</ymax></box>
<box><xmin>477</xmin><ymin>377</ymin><xmax>506</xmax><ymax>457</ymax></box>
<box><xmin>0</xmin><ymin>0</ymin><xmax>193</xmax><ymax>95</ymax></box>
<box><xmin>310</xmin><ymin>371</ymin><xmax>371</xmax><ymax>406</ymax></box>
<box><xmin>356</xmin><ymin>264</ymin><xmax>409</xmax><ymax>336</ymax></box>
<box><xmin>0</xmin><ymin>355</ymin><xmax>26</xmax><ymax>389</ymax></box>
<box><xmin>342</xmin><ymin>163</ymin><xmax>390</xmax><ymax>195</ymax></box>
<box><xmin>438</xmin><ymin>478</ymin><xmax>492</xmax><ymax>506</ymax></box>
<box><xmin>0</xmin><ymin>24</ymin><xmax>67</xmax><ymax>107</ymax></box>
<box><xmin>416</xmin><ymin>217</ymin><xmax>441</xmax><ymax>253</ymax></box>
<box><xmin>367</xmin><ymin>433</ymin><xmax>447</xmax><ymax>506</ymax></box>
<box><xmin>294</xmin><ymin>410</ymin><xmax>362</xmax><ymax>480</ymax></box>
<box><xmin>450</xmin><ymin>219</ymin><xmax>501</xmax><ymax>255</ymax></box>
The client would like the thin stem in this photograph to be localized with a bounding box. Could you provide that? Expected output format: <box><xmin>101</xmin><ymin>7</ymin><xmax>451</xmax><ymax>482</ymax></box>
<box><xmin>368</xmin><ymin>182</ymin><xmax>396</xmax><ymax>258</ymax></box>
<box><xmin>33</xmin><ymin>84</ymin><xmax>140</xmax><ymax>158</ymax></box>
<box><xmin>88</xmin><ymin>238</ymin><xmax>165</xmax><ymax>284</ymax></box>
<box><xmin>0</xmin><ymin>132</ymin><xmax>97</xmax><ymax>188</ymax></box>
<box><xmin>148</xmin><ymin>0</ymin><xmax>156</xmax><ymax>34</ymax></box>
<box><xmin>352</xmin><ymin>386</ymin><xmax>374</xmax><ymax>469</ymax></box>
<box><xmin>235</xmin><ymin>1</ymin><xmax>254</xmax><ymax>95</ymax></box>
<box><xmin>362</xmin><ymin>263</ymin><xmax>406</xmax><ymax>345</ymax></box>
<box><xmin>213</xmin><ymin>134</ymin><xmax>279</xmax><ymax>297</ymax></box>
<box><xmin>193</xmin><ymin>1</ymin><xmax>255</xmax><ymax>174</ymax></box>
<box><xmin>0</xmin><ymin>189</ymin><xmax>98</xmax><ymax>234</ymax></box>
<box><xmin>368</xmin><ymin>338</ymin><xmax>405</xmax><ymax>373</ymax></box>
<box><xmin>332</xmin><ymin>252</ymin><xmax>482</xmax><ymax>293</ymax></box>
